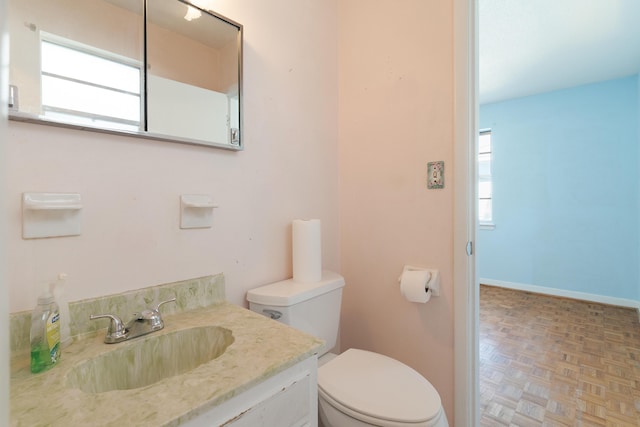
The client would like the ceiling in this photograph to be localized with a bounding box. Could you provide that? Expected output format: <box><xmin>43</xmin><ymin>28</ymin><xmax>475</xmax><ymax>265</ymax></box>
<box><xmin>479</xmin><ymin>0</ymin><xmax>640</xmax><ymax>104</ymax></box>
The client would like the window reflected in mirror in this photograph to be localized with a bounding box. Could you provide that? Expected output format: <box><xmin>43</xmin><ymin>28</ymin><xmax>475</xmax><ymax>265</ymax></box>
<box><xmin>41</xmin><ymin>35</ymin><xmax>143</xmax><ymax>131</ymax></box>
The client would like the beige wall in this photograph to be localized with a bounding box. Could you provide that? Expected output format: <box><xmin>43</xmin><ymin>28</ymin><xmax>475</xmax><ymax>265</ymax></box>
<box><xmin>338</xmin><ymin>0</ymin><xmax>455</xmax><ymax>422</ymax></box>
<box><xmin>6</xmin><ymin>0</ymin><xmax>340</xmax><ymax>313</ymax></box>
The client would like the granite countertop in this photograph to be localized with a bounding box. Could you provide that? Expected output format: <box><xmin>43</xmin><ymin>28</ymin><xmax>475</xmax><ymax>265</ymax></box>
<box><xmin>10</xmin><ymin>301</ymin><xmax>323</xmax><ymax>427</ymax></box>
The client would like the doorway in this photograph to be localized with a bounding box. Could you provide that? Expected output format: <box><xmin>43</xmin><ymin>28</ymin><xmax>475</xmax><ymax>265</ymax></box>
<box><xmin>475</xmin><ymin>1</ymin><xmax>640</xmax><ymax>425</ymax></box>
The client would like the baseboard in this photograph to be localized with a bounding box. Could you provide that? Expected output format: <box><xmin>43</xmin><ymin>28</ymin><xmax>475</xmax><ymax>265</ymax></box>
<box><xmin>480</xmin><ymin>279</ymin><xmax>640</xmax><ymax>314</ymax></box>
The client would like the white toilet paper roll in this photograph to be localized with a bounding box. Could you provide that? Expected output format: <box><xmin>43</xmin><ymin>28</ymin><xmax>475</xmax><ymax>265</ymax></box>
<box><xmin>400</xmin><ymin>270</ymin><xmax>432</xmax><ymax>303</ymax></box>
<box><xmin>292</xmin><ymin>219</ymin><xmax>322</xmax><ymax>283</ymax></box>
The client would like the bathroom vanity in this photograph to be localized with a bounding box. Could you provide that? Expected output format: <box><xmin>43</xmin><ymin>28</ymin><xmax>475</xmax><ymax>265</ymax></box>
<box><xmin>9</xmin><ymin>275</ymin><xmax>322</xmax><ymax>427</ymax></box>
<box><xmin>181</xmin><ymin>355</ymin><xmax>317</xmax><ymax>427</ymax></box>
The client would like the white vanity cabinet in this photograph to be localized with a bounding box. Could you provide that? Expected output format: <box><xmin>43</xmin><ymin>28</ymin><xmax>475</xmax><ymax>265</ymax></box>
<box><xmin>180</xmin><ymin>355</ymin><xmax>318</xmax><ymax>427</ymax></box>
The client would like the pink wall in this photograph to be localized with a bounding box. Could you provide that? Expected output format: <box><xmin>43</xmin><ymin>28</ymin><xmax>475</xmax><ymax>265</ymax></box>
<box><xmin>338</xmin><ymin>0</ymin><xmax>455</xmax><ymax>422</ymax></box>
<box><xmin>6</xmin><ymin>0</ymin><xmax>459</xmax><ymax>422</ymax></box>
<box><xmin>6</xmin><ymin>0</ymin><xmax>340</xmax><ymax>313</ymax></box>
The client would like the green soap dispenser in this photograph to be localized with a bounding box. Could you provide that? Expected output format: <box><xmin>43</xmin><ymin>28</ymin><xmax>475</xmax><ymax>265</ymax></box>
<box><xmin>30</xmin><ymin>283</ymin><xmax>61</xmax><ymax>373</ymax></box>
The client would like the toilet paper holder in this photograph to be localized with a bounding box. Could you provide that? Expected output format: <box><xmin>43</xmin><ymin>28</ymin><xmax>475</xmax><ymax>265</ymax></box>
<box><xmin>398</xmin><ymin>265</ymin><xmax>441</xmax><ymax>297</ymax></box>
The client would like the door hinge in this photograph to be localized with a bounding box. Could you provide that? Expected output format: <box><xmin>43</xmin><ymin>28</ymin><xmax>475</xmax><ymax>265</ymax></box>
<box><xmin>466</xmin><ymin>241</ymin><xmax>473</xmax><ymax>256</ymax></box>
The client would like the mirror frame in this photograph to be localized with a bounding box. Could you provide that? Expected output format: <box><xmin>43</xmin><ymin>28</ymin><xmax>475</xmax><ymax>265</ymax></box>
<box><xmin>8</xmin><ymin>0</ymin><xmax>244</xmax><ymax>151</ymax></box>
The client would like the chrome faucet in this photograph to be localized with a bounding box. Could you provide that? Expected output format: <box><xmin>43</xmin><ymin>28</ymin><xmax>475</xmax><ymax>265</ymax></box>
<box><xmin>90</xmin><ymin>298</ymin><xmax>177</xmax><ymax>344</ymax></box>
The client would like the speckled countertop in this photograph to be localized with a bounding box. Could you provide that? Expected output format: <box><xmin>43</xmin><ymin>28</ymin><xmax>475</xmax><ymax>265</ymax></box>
<box><xmin>10</xmin><ymin>276</ymin><xmax>323</xmax><ymax>427</ymax></box>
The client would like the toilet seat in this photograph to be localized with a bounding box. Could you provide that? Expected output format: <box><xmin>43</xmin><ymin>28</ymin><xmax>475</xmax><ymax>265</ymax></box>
<box><xmin>318</xmin><ymin>349</ymin><xmax>443</xmax><ymax>426</ymax></box>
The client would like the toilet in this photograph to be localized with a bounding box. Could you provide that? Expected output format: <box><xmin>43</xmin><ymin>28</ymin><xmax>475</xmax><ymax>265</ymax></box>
<box><xmin>247</xmin><ymin>271</ymin><xmax>449</xmax><ymax>427</ymax></box>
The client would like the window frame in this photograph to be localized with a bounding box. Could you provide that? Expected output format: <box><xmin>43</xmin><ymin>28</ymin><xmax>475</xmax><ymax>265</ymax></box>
<box><xmin>39</xmin><ymin>32</ymin><xmax>144</xmax><ymax>131</ymax></box>
<box><xmin>478</xmin><ymin>129</ymin><xmax>495</xmax><ymax>230</ymax></box>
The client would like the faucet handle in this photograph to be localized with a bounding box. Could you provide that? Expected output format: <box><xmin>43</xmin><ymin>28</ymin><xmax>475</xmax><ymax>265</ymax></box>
<box><xmin>90</xmin><ymin>313</ymin><xmax>127</xmax><ymax>343</ymax></box>
<box><xmin>153</xmin><ymin>297</ymin><xmax>177</xmax><ymax>313</ymax></box>
<box><xmin>136</xmin><ymin>298</ymin><xmax>177</xmax><ymax>331</ymax></box>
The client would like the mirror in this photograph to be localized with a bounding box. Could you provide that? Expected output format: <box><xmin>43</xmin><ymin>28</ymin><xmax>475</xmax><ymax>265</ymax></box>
<box><xmin>7</xmin><ymin>0</ymin><xmax>243</xmax><ymax>150</ymax></box>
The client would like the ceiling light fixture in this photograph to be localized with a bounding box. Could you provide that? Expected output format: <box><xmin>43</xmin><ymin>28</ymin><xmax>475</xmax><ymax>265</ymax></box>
<box><xmin>184</xmin><ymin>5</ymin><xmax>202</xmax><ymax>21</ymax></box>
<box><xmin>183</xmin><ymin>0</ymin><xmax>216</xmax><ymax>21</ymax></box>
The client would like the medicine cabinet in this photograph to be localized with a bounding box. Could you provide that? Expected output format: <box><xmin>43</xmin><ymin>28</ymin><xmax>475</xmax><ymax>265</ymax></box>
<box><xmin>8</xmin><ymin>0</ymin><xmax>243</xmax><ymax>150</ymax></box>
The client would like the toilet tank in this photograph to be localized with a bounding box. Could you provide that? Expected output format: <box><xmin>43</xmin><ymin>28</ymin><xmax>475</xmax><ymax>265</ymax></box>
<box><xmin>247</xmin><ymin>271</ymin><xmax>345</xmax><ymax>357</ymax></box>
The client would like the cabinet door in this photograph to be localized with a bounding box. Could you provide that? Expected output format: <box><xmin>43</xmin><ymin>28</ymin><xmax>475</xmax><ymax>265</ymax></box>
<box><xmin>228</xmin><ymin>373</ymin><xmax>311</xmax><ymax>427</ymax></box>
<box><xmin>180</xmin><ymin>356</ymin><xmax>318</xmax><ymax>427</ymax></box>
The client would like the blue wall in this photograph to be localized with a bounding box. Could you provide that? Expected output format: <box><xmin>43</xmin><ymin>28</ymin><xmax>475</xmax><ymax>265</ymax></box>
<box><xmin>479</xmin><ymin>75</ymin><xmax>640</xmax><ymax>301</ymax></box>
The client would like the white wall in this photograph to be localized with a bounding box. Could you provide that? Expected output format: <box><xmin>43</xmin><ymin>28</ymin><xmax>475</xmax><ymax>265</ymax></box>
<box><xmin>6</xmin><ymin>0</ymin><xmax>340</xmax><ymax>313</ymax></box>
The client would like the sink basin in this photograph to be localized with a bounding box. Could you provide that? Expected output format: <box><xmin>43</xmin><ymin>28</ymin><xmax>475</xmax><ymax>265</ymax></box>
<box><xmin>66</xmin><ymin>326</ymin><xmax>234</xmax><ymax>393</ymax></box>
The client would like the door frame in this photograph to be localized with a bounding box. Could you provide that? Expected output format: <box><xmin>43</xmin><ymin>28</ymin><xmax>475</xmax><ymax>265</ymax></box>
<box><xmin>453</xmin><ymin>0</ymin><xmax>479</xmax><ymax>425</ymax></box>
<box><xmin>1</xmin><ymin>0</ymin><xmax>10</xmax><ymax>422</ymax></box>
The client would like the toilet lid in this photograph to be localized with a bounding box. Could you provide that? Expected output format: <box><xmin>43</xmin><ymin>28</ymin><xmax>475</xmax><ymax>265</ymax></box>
<box><xmin>318</xmin><ymin>349</ymin><xmax>442</xmax><ymax>424</ymax></box>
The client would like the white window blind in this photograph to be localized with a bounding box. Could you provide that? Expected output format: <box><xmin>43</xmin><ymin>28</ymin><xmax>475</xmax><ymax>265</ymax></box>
<box><xmin>479</xmin><ymin>130</ymin><xmax>493</xmax><ymax>225</ymax></box>
<box><xmin>40</xmin><ymin>35</ymin><xmax>142</xmax><ymax>131</ymax></box>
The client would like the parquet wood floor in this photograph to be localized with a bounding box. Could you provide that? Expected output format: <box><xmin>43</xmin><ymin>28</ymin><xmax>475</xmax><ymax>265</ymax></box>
<box><xmin>479</xmin><ymin>285</ymin><xmax>640</xmax><ymax>426</ymax></box>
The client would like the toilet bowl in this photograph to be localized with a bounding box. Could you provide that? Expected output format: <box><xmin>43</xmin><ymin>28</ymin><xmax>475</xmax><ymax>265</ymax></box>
<box><xmin>317</xmin><ymin>349</ymin><xmax>448</xmax><ymax>427</ymax></box>
<box><xmin>246</xmin><ymin>271</ymin><xmax>449</xmax><ymax>427</ymax></box>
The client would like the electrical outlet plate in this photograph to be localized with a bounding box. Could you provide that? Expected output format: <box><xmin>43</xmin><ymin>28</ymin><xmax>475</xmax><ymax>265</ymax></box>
<box><xmin>427</xmin><ymin>161</ymin><xmax>444</xmax><ymax>189</ymax></box>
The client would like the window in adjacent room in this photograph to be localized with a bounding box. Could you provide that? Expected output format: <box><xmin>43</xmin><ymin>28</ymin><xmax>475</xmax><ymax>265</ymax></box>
<box><xmin>40</xmin><ymin>34</ymin><xmax>142</xmax><ymax>131</ymax></box>
<box><xmin>479</xmin><ymin>129</ymin><xmax>494</xmax><ymax>229</ymax></box>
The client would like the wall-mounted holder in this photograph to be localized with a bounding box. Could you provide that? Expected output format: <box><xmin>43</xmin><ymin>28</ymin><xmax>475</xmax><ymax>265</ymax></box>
<box><xmin>22</xmin><ymin>192</ymin><xmax>83</xmax><ymax>239</ymax></box>
<box><xmin>397</xmin><ymin>265</ymin><xmax>441</xmax><ymax>303</ymax></box>
<box><xmin>180</xmin><ymin>194</ymin><xmax>218</xmax><ymax>229</ymax></box>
